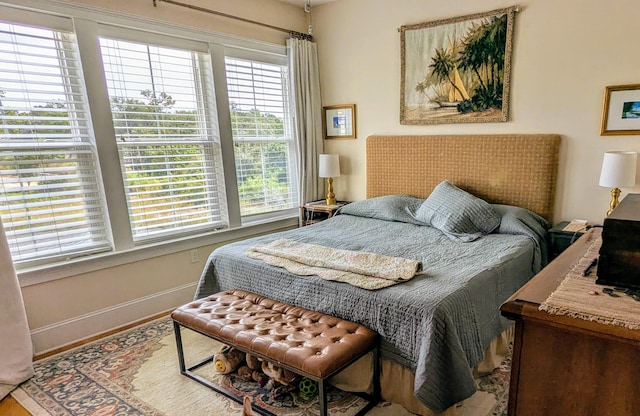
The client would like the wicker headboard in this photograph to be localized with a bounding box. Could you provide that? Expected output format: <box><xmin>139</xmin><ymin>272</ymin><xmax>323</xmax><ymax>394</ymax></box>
<box><xmin>366</xmin><ymin>134</ymin><xmax>561</xmax><ymax>221</ymax></box>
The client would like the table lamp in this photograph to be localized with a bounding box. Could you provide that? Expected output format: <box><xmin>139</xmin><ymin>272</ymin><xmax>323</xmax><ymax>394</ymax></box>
<box><xmin>599</xmin><ymin>151</ymin><xmax>637</xmax><ymax>216</ymax></box>
<box><xmin>318</xmin><ymin>154</ymin><xmax>340</xmax><ymax>205</ymax></box>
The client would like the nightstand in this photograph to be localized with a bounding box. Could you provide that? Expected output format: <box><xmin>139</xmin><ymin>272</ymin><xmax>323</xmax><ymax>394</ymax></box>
<box><xmin>547</xmin><ymin>221</ymin><xmax>586</xmax><ymax>261</ymax></box>
<box><xmin>300</xmin><ymin>200</ymin><xmax>349</xmax><ymax>226</ymax></box>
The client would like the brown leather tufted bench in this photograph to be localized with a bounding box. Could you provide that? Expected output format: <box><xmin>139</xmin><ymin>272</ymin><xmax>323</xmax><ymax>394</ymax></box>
<box><xmin>171</xmin><ymin>289</ymin><xmax>380</xmax><ymax>416</ymax></box>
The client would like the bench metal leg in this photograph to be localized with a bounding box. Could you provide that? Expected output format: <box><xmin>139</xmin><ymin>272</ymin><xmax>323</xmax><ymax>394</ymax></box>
<box><xmin>373</xmin><ymin>345</ymin><xmax>381</xmax><ymax>404</ymax></box>
<box><xmin>319</xmin><ymin>378</ymin><xmax>328</xmax><ymax>416</ymax></box>
<box><xmin>303</xmin><ymin>346</ymin><xmax>381</xmax><ymax>416</ymax></box>
<box><xmin>349</xmin><ymin>345</ymin><xmax>381</xmax><ymax>416</ymax></box>
<box><xmin>173</xmin><ymin>321</ymin><xmax>186</xmax><ymax>373</ymax></box>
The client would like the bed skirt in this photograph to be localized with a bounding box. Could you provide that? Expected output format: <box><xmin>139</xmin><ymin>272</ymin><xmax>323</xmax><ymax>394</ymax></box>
<box><xmin>330</xmin><ymin>326</ymin><xmax>513</xmax><ymax>416</ymax></box>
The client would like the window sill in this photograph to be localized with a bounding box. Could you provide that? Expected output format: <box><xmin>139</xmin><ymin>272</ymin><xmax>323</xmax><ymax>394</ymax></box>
<box><xmin>18</xmin><ymin>215</ymin><xmax>299</xmax><ymax>287</ymax></box>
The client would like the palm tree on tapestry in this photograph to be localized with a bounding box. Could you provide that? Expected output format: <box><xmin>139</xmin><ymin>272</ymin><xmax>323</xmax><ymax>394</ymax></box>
<box><xmin>414</xmin><ymin>13</ymin><xmax>508</xmax><ymax>115</ymax></box>
<box><xmin>457</xmin><ymin>13</ymin><xmax>508</xmax><ymax>113</ymax></box>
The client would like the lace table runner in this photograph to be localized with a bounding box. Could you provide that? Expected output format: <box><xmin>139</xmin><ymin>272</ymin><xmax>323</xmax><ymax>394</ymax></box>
<box><xmin>539</xmin><ymin>237</ymin><xmax>640</xmax><ymax>330</ymax></box>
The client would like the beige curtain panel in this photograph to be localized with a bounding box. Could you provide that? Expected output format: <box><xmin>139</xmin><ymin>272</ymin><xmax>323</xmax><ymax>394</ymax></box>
<box><xmin>0</xmin><ymin>218</ymin><xmax>34</xmax><ymax>399</ymax></box>
<box><xmin>288</xmin><ymin>37</ymin><xmax>324</xmax><ymax>206</ymax></box>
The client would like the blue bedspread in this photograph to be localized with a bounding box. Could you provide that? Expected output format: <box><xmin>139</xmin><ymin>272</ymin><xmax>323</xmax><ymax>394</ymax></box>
<box><xmin>194</xmin><ymin>196</ymin><xmax>549</xmax><ymax>413</ymax></box>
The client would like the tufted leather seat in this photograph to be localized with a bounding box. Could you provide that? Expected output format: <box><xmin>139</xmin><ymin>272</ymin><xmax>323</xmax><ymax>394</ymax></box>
<box><xmin>171</xmin><ymin>289</ymin><xmax>380</xmax><ymax>416</ymax></box>
<box><xmin>171</xmin><ymin>289</ymin><xmax>378</xmax><ymax>379</ymax></box>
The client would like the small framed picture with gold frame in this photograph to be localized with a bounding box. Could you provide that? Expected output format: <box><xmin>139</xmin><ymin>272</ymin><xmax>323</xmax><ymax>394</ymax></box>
<box><xmin>601</xmin><ymin>84</ymin><xmax>640</xmax><ymax>135</ymax></box>
<box><xmin>323</xmin><ymin>104</ymin><xmax>356</xmax><ymax>139</ymax></box>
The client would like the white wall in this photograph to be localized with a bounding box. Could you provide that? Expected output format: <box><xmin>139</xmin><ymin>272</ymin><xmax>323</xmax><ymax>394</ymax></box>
<box><xmin>312</xmin><ymin>0</ymin><xmax>640</xmax><ymax>225</ymax></box>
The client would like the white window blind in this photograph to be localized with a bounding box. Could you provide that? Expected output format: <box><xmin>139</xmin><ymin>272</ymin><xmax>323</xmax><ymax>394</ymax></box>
<box><xmin>225</xmin><ymin>56</ymin><xmax>298</xmax><ymax>216</ymax></box>
<box><xmin>99</xmin><ymin>37</ymin><xmax>227</xmax><ymax>241</ymax></box>
<box><xmin>0</xmin><ymin>21</ymin><xmax>111</xmax><ymax>264</ymax></box>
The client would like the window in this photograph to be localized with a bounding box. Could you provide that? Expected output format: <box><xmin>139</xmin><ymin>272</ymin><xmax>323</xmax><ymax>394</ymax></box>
<box><xmin>225</xmin><ymin>54</ymin><xmax>298</xmax><ymax>217</ymax></box>
<box><xmin>0</xmin><ymin>19</ymin><xmax>111</xmax><ymax>265</ymax></box>
<box><xmin>99</xmin><ymin>36</ymin><xmax>227</xmax><ymax>241</ymax></box>
<box><xmin>0</xmin><ymin>4</ymin><xmax>299</xmax><ymax>271</ymax></box>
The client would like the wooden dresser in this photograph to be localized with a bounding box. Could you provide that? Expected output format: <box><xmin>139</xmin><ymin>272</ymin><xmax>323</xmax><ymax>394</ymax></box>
<box><xmin>500</xmin><ymin>227</ymin><xmax>640</xmax><ymax>416</ymax></box>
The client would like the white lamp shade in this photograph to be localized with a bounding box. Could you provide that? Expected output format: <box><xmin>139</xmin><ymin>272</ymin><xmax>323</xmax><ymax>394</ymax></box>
<box><xmin>599</xmin><ymin>151</ymin><xmax>637</xmax><ymax>188</ymax></box>
<box><xmin>319</xmin><ymin>154</ymin><xmax>340</xmax><ymax>178</ymax></box>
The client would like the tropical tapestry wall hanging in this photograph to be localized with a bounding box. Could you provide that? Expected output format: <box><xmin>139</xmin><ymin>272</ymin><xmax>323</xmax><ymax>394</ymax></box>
<box><xmin>400</xmin><ymin>6</ymin><xmax>517</xmax><ymax>125</ymax></box>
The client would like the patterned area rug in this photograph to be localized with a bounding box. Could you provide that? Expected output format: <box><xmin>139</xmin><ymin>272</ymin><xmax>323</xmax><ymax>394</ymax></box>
<box><xmin>12</xmin><ymin>317</ymin><xmax>509</xmax><ymax>415</ymax></box>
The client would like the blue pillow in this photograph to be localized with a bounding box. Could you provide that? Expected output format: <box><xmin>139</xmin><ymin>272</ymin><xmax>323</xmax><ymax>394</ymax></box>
<box><xmin>336</xmin><ymin>195</ymin><xmax>425</xmax><ymax>225</ymax></box>
<box><xmin>415</xmin><ymin>180</ymin><xmax>500</xmax><ymax>242</ymax></box>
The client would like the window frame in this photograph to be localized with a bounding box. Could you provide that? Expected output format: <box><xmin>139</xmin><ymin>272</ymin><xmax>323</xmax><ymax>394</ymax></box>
<box><xmin>225</xmin><ymin>47</ymin><xmax>299</xmax><ymax>221</ymax></box>
<box><xmin>97</xmin><ymin>30</ymin><xmax>229</xmax><ymax>243</ymax></box>
<box><xmin>1</xmin><ymin>1</ymin><xmax>299</xmax><ymax>286</ymax></box>
<box><xmin>0</xmin><ymin>14</ymin><xmax>114</xmax><ymax>266</ymax></box>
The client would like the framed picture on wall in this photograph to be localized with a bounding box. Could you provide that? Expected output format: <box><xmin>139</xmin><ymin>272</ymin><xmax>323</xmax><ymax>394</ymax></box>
<box><xmin>323</xmin><ymin>104</ymin><xmax>356</xmax><ymax>139</ymax></box>
<box><xmin>601</xmin><ymin>84</ymin><xmax>640</xmax><ymax>135</ymax></box>
<box><xmin>400</xmin><ymin>6</ymin><xmax>518</xmax><ymax>125</ymax></box>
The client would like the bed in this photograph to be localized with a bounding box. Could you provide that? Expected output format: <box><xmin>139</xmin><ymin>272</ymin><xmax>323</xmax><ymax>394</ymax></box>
<box><xmin>194</xmin><ymin>134</ymin><xmax>561</xmax><ymax>415</ymax></box>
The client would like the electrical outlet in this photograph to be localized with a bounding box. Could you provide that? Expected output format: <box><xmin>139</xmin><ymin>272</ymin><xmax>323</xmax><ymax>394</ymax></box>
<box><xmin>189</xmin><ymin>248</ymin><xmax>200</xmax><ymax>263</ymax></box>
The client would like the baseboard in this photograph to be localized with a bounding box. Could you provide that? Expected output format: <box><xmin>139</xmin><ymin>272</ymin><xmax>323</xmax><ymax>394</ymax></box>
<box><xmin>30</xmin><ymin>283</ymin><xmax>196</xmax><ymax>355</ymax></box>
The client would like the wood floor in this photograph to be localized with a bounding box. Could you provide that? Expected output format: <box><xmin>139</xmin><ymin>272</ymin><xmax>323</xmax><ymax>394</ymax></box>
<box><xmin>0</xmin><ymin>395</ymin><xmax>30</xmax><ymax>416</ymax></box>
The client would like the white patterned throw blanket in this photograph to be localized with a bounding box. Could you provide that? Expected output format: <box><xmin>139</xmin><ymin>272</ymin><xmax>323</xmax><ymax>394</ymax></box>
<box><xmin>246</xmin><ymin>238</ymin><xmax>423</xmax><ymax>289</ymax></box>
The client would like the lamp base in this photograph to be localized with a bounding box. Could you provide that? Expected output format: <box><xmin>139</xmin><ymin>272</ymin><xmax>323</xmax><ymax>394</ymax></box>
<box><xmin>606</xmin><ymin>187</ymin><xmax>621</xmax><ymax>216</ymax></box>
<box><xmin>325</xmin><ymin>177</ymin><xmax>336</xmax><ymax>205</ymax></box>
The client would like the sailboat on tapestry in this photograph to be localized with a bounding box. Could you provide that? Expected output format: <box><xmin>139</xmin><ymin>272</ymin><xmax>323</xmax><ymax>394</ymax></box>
<box><xmin>430</xmin><ymin>44</ymin><xmax>470</xmax><ymax>108</ymax></box>
<box><xmin>400</xmin><ymin>6</ymin><xmax>517</xmax><ymax>125</ymax></box>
